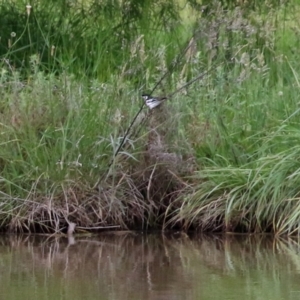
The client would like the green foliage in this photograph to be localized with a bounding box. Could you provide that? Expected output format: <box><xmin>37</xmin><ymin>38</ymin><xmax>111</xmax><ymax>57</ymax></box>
<box><xmin>168</xmin><ymin>2</ymin><xmax>300</xmax><ymax>234</ymax></box>
<box><xmin>0</xmin><ymin>0</ymin><xmax>182</xmax><ymax>79</ymax></box>
<box><xmin>0</xmin><ymin>0</ymin><xmax>300</xmax><ymax>234</ymax></box>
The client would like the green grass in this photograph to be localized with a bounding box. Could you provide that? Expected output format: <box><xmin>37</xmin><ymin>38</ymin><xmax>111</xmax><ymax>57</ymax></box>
<box><xmin>166</xmin><ymin>8</ymin><xmax>300</xmax><ymax>234</ymax></box>
<box><xmin>0</xmin><ymin>0</ymin><xmax>300</xmax><ymax>234</ymax></box>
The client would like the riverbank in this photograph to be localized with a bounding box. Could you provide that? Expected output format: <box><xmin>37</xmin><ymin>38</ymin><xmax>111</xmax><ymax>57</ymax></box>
<box><xmin>1</xmin><ymin>1</ymin><xmax>300</xmax><ymax>234</ymax></box>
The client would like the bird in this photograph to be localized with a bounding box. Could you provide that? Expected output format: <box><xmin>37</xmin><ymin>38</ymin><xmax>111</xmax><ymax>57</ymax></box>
<box><xmin>142</xmin><ymin>94</ymin><xmax>168</xmax><ymax>109</ymax></box>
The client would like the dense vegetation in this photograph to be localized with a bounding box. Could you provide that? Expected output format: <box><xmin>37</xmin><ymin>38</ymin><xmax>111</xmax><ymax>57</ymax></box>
<box><xmin>0</xmin><ymin>0</ymin><xmax>299</xmax><ymax>234</ymax></box>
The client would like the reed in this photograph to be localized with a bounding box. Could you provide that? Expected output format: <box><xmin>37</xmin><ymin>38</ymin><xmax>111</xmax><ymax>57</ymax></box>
<box><xmin>0</xmin><ymin>0</ymin><xmax>299</xmax><ymax>234</ymax></box>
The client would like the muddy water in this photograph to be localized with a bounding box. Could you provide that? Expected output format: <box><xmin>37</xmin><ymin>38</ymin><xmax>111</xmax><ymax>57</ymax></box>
<box><xmin>0</xmin><ymin>233</ymin><xmax>300</xmax><ymax>300</ymax></box>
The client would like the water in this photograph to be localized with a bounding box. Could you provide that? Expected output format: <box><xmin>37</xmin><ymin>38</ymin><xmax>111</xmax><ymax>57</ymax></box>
<box><xmin>1</xmin><ymin>232</ymin><xmax>300</xmax><ymax>300</ymax></box>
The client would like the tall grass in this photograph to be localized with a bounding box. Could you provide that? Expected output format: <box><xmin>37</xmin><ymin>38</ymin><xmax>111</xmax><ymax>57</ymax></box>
<box><xmin>167</xmin><ymin>2</ymin><xmax>300</xmax><ymax>234</ymax></box>
<box><xmin>0</xmin><ymin>0</ymin><xmax>300</xmax><ymax>234</ymax></box>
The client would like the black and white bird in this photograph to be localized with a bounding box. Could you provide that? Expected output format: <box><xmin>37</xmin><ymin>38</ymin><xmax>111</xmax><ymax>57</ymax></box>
<box><xmin>142</xmin><ymin>94</ymin><xmax>168</xmax><ymax>109</ymax></box>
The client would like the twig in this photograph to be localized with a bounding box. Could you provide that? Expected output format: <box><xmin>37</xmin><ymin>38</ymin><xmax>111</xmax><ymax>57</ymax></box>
<box><xmin>76</xmin><ymin>225</ymin><xmax>121</xmax><ymax>230</ymax></box>
<box><xmin>98</xmin><ymin>34</ymin><xmax>200</xmax><ymax>184</ymax></box>
<box><xmin>167</xmin><ymin>62</ymin><xmax>224</xmax><ymax>98</ymax></box>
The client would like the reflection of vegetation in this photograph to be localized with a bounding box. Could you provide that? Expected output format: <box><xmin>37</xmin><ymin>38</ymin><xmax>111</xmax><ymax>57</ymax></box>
<box><xmin>1</xmin><ymin>1</ymin><xmax>300</xmax><ymax>234</ymax></box>
<box><xmin>1</xmin><ymin>234</ymin><xmax>300</xmax><ymax>299</ymax></box>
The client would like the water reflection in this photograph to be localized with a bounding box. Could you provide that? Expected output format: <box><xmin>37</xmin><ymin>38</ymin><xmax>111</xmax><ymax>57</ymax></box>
<box><xmin>0</xmin><ymin>233</ymin><xmax>300</xmax><ymax>300</ymax></box>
